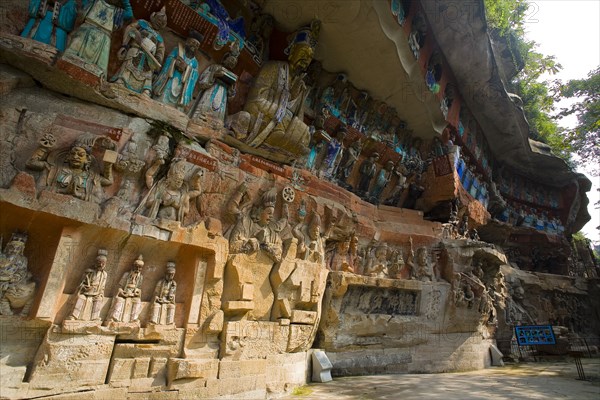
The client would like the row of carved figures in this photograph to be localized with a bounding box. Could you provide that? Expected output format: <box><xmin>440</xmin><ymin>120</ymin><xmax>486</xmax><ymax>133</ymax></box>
<box><xmin>21</xmin><ymin>1</ymin><xmax>240</xmax><ymax>120</ymax></box>
<box><xmin>65</xmin><ymin>249</ymin><xmax>177</xmax><ymax>326</ymax></box>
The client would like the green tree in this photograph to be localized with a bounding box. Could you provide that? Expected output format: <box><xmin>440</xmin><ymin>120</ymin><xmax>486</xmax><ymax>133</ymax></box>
<box><xmin>484</xmin><ymin>0</ymin><xmax>569</xmax><ymax>162</ymax></box>
<box><xmin>556</xmin><ymin>67</ymin><xmax>600</xmax><ymax>175</ymax></box>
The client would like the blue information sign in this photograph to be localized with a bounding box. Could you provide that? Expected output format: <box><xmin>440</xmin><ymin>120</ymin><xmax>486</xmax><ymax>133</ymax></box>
<box><xmin>515</xmin><ymin>325</ymin><xmax>556</xmax><ymax>346</ymax></box>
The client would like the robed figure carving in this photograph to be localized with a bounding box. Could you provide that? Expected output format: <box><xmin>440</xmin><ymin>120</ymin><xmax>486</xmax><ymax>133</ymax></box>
<box><xmin>233</xmin><ymin>20</ymin><xmax>321</xmax><ymax>159</ymax></box>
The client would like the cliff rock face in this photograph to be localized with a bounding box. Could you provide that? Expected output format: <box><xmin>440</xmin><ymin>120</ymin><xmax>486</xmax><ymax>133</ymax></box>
<box><xmin>0</xmin><ymin>1</ymin><xmax>597</xmax><ymax>398</ymax></box>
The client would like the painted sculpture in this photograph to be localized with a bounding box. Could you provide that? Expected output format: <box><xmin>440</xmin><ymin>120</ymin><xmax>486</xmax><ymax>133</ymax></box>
<box><xmin>153</xmin><ymin>37</ymin><xmax>201</xmax><ymax>111</ymax></box>
<box><xmin>191</xmin><ymin>41</ymin><xmax>240</xmax><ymax>124</ymax></box>
<box><xmin>26</xmin><ymin>133</ymin><xmax>116</xmax><ymax>203</ymax></box>
<box><xmin>112</xmin><ymin>7</ymin><xmax>167</xmax><ymax>95</ymax></box>
<box><xmin>63</xmin><ymin>0</ymin><xmax>134</xmax><ymax>75</ymax></box>
<box><xmin>233</xmin><ymin>20</ymin><xmax>321</xmax><ymax>158</ymax></box>
<box><xmin>21</xmin><ymin>0</ymin><xmax>84</xmax><ymax>52</ymax></box>
<box><xmin>149</xmin><ymin>262</ymin><xmax>177</xmax><ymax>325</ymax></box>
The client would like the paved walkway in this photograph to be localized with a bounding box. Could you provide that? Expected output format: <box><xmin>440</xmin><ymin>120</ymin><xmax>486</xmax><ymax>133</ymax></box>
<box><xmin>283</xmin><ymin>359</ymin><xmax>600</xmax><ymax>399</ymax></box>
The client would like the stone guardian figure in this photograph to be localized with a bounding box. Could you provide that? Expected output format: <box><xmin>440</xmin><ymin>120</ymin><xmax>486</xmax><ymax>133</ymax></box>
<box><xmin>153</xmin><ymin>37</ymin><xmax>201</xmax><ymax>111</ymax></box>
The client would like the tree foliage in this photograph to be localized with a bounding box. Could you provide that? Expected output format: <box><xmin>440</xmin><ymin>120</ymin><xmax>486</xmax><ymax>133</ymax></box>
<box><xmin>484</xmin><ymin>0</ymin><xmax>570</xmax><ymax>163</ymax></box>
<box><xmin>556</xmin><ymin>67</ymin><xmax>600</xmax><ymax>175</ymax></box>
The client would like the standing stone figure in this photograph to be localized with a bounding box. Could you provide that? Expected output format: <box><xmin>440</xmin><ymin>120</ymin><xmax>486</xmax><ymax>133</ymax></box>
<box><xmin>191</xmin><ymin>41</ymin><xmax>240</xmax><ymax>124</ymax></box>
<box><xmin>0</xmin><ymin>232</ymin><xmax>36</xmax><ymax>316</ymax></box>
<box><xmin>370</xmin><ymin>160</ymin><xmax>395</xmax><ymax>204</ymax></box>
<box><xmin>63</xmin><ymin>0</ymin><xmax>134</xmax><ymax>75</ymax></box>
<box><xmin>336</xmin><ymin>139</ymin><xmax>362</xmax><ymax>189</ymax></box>
<box><xmin>415</xmin><ymin>247</ymin><xmax>433</xmax><ymax>281</ymax></box>
<box><xmin>153</xmin><ymin>37</ymin><xmax>201</xmax><ymax>111</ymax></box>
<box><xmin>357</xmin><ymin>152</ymin><xmax>379</xmax><ymax>197</ymax></box>
<box><xmin>112</xmin><ymin>7</ymin><xmax>167</xmax><ymax>95</ymax></box>
<box><xmin>108</xmin><ymin>255</ymin><xmax>144</xmax><ymax>323</ymax></box>
<box><xmin>67</xmin><ymin>249</ymin><xmax>109</xmax><ymax>321</ymax></box>
<box><xmin>21</xmin><ymin>0</ymin><xmax>83</xmax><ymax>52</ymax></box>
<box><xmin>150</xmin><ymin>262</ymin><xmax>177</xmax><ymax>325</ymax></box>
<box><xmin>364</xmin><ymin>242</ymin><xmax>389</xmax><ymax>278</ymax></box>
<box><xmin>319</xmin><ymin>127</ymin><xmax>346</xmax><ymax>180</ymax></box>
<box><xmin>293</xmin><ymin>212</ymin><xmax>325</xmax><ymax>263</ymax></box>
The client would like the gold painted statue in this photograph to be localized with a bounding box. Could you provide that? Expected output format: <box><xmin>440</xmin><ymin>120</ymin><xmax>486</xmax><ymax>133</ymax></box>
<box><xmin>233</xmin><ymin>20</ymin><xmax>321</xmax><ymax>159</ymax></box>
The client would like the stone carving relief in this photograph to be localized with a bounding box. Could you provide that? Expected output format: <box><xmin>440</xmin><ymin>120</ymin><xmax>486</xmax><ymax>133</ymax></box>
<box><xmin>66</xmin><ymin>248</ymin><xmax>109</xmax><ymax>322</ymax></box>
<box><xmin>191</xmin><ymin>40</ymin><xmax>240</xmax><ymax>125</ymax></box>
<box><xmin>136</xmin><ymin>157</ymin><xmax>203</xmax><ymax>224</ymax></box>
<box><xmin>0</xmin><ymin>232</ymin><xmax>36</xmax><ymax>316</ymax></box>
<box><xmin>149</xmin><ymin>262</ymin><xmax>177</xmax><ymax>326</ymax></box>
<box><xmin>107</xmin><ymin>254</ymin><xmax>144</xmax><ymax>324</ymax></box>
<box><xmin>26</xmin><ymin>132</ymin><xmax>117</xmax><ymax>203</ymax></box>
<box><xmin>112</xmin><ymin>7</ymin><xmax>167</xmax><ymax>95</ymax></box>
<box><xmin>153</xmin><ymin>37</ymin><xmax>201</xmax><ymax>111</ymax></box>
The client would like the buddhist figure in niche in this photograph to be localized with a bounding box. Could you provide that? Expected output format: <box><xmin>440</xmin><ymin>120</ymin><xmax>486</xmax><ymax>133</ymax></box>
<box><xmin>108</xmin><ymin>255</ymin><xmax>144</xmax><ymax>323</ymax></box>
<box><xmin>26</xmin><ymin>133</ymin><xmax>116</xmax><ymax>203</ymax></box>
<box><xmin>67</xmin><ymin>249</ymin><xmax>108</xmax><ymax>321</ymax></box>
<box><xmin>150</xmin><ymin>262</ymin><xmax>177</xmax><ymax>325</ymax></box>
<box><xmin>0</xmin><ymin>232</ymin><xmax>36</xmax><ymax>316</ymax></box>
<box><xmin>235</xmin><ymin>20</ymin><xmax>321</xmax><ymax>158</ymax></box>
<box><xmin>228</xmin><ymin>185</ymin><xmax>284</xmax><ymax>263</ymax></box>
<box><xmin>112</xmin><ymin>7</ymin><xmax>167</xmax><ymax>95</ymax></box>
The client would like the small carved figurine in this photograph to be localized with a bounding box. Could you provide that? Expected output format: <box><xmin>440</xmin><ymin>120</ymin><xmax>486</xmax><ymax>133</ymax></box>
<box><xmin>370</xmin><ymin>160</ymin><xmax>395</xmax><ymax>204</ymax></box>
<box><xmin>149</xmin><ymin>262</ymin><xmax>177</xmax><ymax>325</ymax></box>
<box><xmin>364</xmin><ymin>242</ymin><xmax>389</xmax><ymax>278</ymax></box>
<box><xmin>402</xmin><ymin>173</ymin><xmax>425</xmax><ymax>210</ymax></box>
<box><xmin>108</xmin><ymin>254</ymin><xmax>144</xmax><ymax>323</ymax></box>
<box><xmin>415</xmin><ymin>247</ymin><xmax>433</xmax><ymax>281</ymax></box>
<box><xmin>0</xmin><ymin>232</ymin><xmax>36</xmax><ymax>316</ymax></box>
<box><xmin>228</xmin><ymin>185</ymin><xmax>284</xmax><ymax>263</ymax></box>
<box><xmin>293</xmin><ymin>211</ymin><xmax>325</xmax><ymax>263</ymax></box>
<box><xmin>319</xmin><ymin>127</ymin><xmax>346</xmax><ymax>180</ymax></box>
<box><xmin>67</xmin><ymin>249</ymin><xmax>109</xmax><ymax>321</ymax></box>
<box><xmin>336</xmin><ymin>139</ymin><xmax>362</xmax><ymax>189</ymax></box>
